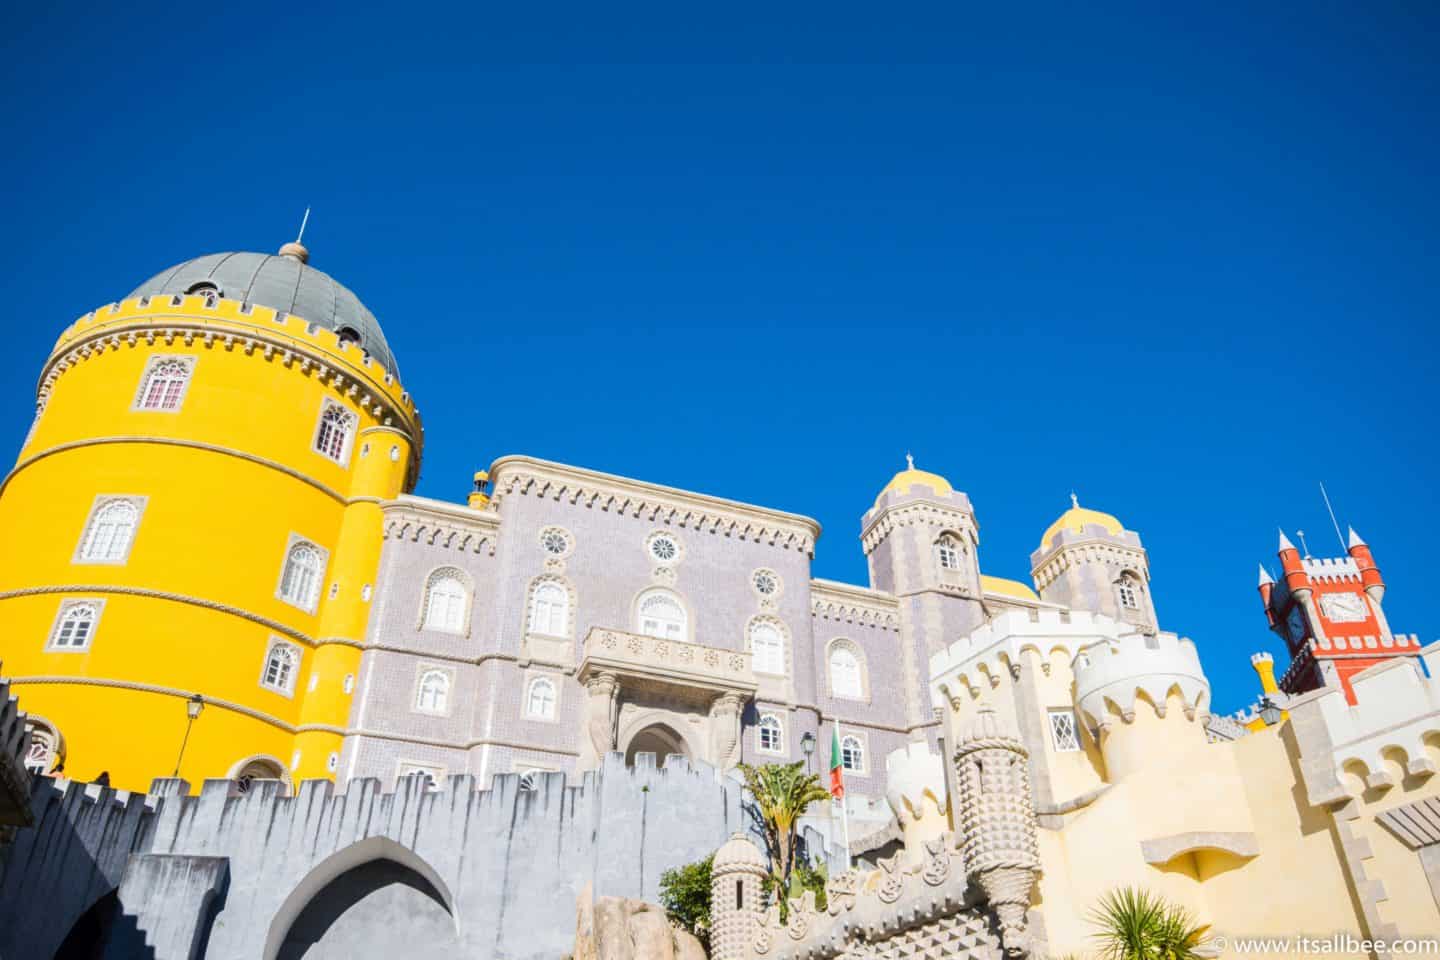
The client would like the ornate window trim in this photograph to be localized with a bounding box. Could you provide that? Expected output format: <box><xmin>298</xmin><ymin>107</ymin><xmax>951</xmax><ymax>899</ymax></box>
<box><xmin>746</xmin><ymin>615</ymin><xmax>790</xmax><ymax>677</ymax></box>
<box><xmin>418</xmin><ymin>566</ymin><xmax>473</xmax><ymax>636</ymax></box>
<box><xmin>1048</xmin><ymin>708</ymin><xmax>1082</xmax><ymax>753</ymax></box>
<box><xmin>839</xmin><ymin>731</ymin><xmax>868</xmax><ymax>775</ymax></box>
<box><xmin>22</xmin><ymin>715</ymin><xmax>63</xmax><ymax>775</ymax></box>
<box><xmin>538</xmin><ymin>526</ymin><xmax>574</xmax><ymax>559</ymax></box>
<box><xmin>259</xmin><ymin>638</ymin><xmax>301</xmax><ymax>697</ymax></box>
<box><xmin>276</xmin><ymin>534</ymin><xmax>329</xmax><ymax>613</ymax></box>
<box><xmin>413</xmin><ymin>664</ymin><xmax>454</xmax><ymax>716</ymax></box>
<box><xmin>525</xmin><ymin>575</ymin><xmax>575</xmax><ymax>640</ymax></box>
<box><xmin>73</xmin><ymin>495</ymin><xmax>147</xmax><ymax>566</ymax></box>
<box><xmin>826</xmin><ymin>637</ymin><xmax>870</xmax><ymax>703</ymax></box>
<box><xmin>524</xmin><ymin>674</ymin><xmax>560</xmax><ymax>722</ymax></box>
<box><xmin>132</xmin><ymin>354</ymin><xmax>196</xmax><ymax>412</ymax></box>
<box><xmin>312</xmin><ymin>397</ymin><xmax>359</xmax><ymax>467</ymax></box>
<box><xmin>396</xmin><ymin>760</ymin><xmax>447</xmax><ymax>792</ymax></box>
<box><xmin>227</xmin><ymin>754</ymin><xmax>292</xmax><ymax>795</ymax></box>
<box><xmin>644</xmin><ymin>530</ymin><xmax>684</xmax><ymax>566</ymax></box>
<box><xmin>751</xmin><ymin>568</ymin><xmax>782</xmax><ymax>599</ymax></box>
<box><xmin>632</xmin><ymin>586</ymin><xmax>691</xmax><ymax>643</ymax></box>
<box><xmin>1115</xmin><ymin>571</ymin><xmax>1143</xmax><ymax>611</ymax></box>
<box><xmin>47</xmin><ymin>598</ymin><xmax>105</xmax><ymax>652</ymax></box>
<box><xmin>756</xmin><ymin>712</ymin><xmax>785</xmax><ymax>755</ymax></box>
<box><xmin>517</xmin><ymin>764</ymin><xmax>558</xmax><ymax>791</ymax></box>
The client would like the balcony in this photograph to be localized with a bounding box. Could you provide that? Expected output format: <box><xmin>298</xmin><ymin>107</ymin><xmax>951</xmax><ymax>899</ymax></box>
<box><xmin>578</xmin><ymin>628</ymin><xmax>757</xmax><ymax>698</ymax></box>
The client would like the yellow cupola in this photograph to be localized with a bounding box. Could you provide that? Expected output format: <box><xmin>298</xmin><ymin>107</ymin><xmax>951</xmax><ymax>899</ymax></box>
<box><xmin>876</xmin><ymin>454</ymin><xmax>954</xmax><ymax>504</ymax></box>
<box><xmin>1039</xmin><ymin>494</ymin><xmax>1125</xmax><ymax>550</ymax></box>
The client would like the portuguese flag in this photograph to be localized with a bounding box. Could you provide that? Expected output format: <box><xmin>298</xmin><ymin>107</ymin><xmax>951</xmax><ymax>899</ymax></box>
<box><xmin>828</xmin><ymin>727</ymin><xmax>845</xmax><ymax>799</ymax></box>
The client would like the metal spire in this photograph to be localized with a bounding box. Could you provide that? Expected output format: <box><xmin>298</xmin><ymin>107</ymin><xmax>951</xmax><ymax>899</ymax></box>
<box><xmin>295</xmin><ymin>206</ymin><xmax>311</xmax><ymax>245</ymax></box>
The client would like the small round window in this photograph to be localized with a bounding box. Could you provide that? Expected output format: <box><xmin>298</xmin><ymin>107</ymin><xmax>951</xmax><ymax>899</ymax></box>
<box><xmin>185</xmin><ymin>281</ymin><xmax>221</xmax><ymax>304</ymax></box>
<box><xmin>648</xmin><ymin>534</ymin><xmax>679</xmax><ymax>564</ymax></box>
<box><xmin>540</xmin><ymin>528</ymin><xmax>571</xmax><ymax>556</ymax></box>
<box><xmin>752</xmin><ymin>569</ymin><xmax>780</xmax><ymax>596</ymax></box>
<box><xmin>336</xmin><ymin>326</ymin><xmax>362</xmax><ymax>345</ymax></box>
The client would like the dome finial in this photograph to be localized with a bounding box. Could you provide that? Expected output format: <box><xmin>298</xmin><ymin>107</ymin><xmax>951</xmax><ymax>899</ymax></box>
<box><xmin>905</xmin><ymin>451</ymin><xmax>915</xmax><ymax>470</ymax></box>
<box><xmin>279</xmin><ymin>206</ymin><xmax>311</xmax><ymax>263</ymax></box>
<box><xmin>1070</xmin><ymin>490</ymin><xmax>1079</xmax><ymax>509</ymax></box>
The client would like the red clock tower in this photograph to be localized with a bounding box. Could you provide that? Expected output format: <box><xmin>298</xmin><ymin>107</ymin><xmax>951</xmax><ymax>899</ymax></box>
<box><xmin>1257</xmin><ymin>528</ymin><xmax>1420</xmax><ymax>702</ymax></box>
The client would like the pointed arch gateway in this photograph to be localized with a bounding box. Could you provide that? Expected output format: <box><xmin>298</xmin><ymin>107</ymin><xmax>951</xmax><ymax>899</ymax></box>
<box><xmin>621</xmin><ymin>720</ymin><xmax>693</xmax><ymax>768</ymax></box>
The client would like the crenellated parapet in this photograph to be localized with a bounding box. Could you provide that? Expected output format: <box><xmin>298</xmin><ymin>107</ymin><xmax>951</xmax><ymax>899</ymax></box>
<box><xmin>930</xmin><ymin>608</ymin><xmax>1127</xmax><ymax>704</ymax></box>
<box><xmin>1071</xmin><ymin>629</ymin><xmax>1209</xmax><ymax>730</ymax></box>
<box><xmin>810</xmin><ymin>579</ymin><xmax>901</xmax><ymax>631</ymax></box>
<box><xmin>381</xmin><ymin>493</ymin><xmax>500</xmax><ymax>555</ymax></box>
<box><xmin>1289</xmin><ymin>642</ymin><xmax>1440</xmax><ymax>805</ymax></box>
<box><xmin>0</xmin><ymin>669</ymin><xmax>34</xmax><ymax>832</ymax></box>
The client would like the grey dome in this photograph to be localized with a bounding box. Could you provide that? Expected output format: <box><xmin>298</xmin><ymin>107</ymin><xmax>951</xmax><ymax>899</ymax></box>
<box><xmin>128</xmin><ymin>250</ymin><xmax>399</xmax><ymax>377</ymax></box>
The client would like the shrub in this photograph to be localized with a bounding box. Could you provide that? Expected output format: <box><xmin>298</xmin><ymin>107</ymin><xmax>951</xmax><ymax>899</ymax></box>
<box><xmin>658</xmin><ymin>854</ymin><xmax>713</xmax><ymax>950</ymax></box>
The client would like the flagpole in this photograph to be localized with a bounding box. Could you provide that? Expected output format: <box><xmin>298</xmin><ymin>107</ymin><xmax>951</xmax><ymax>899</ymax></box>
<box><xmin>837</xmin><ymin>721</ymin><xmax>852</xmax><ymax>870</ymax></box>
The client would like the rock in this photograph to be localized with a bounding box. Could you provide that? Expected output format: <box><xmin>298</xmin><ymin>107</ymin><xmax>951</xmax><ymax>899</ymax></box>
<box><xmin>573</xmin><ymin>885</ymin><xmax>708</xmax><ymax>960</ymax></box>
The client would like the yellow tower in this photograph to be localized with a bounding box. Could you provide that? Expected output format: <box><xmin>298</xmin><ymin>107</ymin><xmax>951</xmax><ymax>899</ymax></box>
<box><xmin>0</xmin><ymin>241</ymin><xmax>422</xmax><ymax>791</ymax></box>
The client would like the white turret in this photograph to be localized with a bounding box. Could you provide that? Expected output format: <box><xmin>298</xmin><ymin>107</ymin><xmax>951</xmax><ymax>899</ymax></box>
<box><xmin>710</xmin><ymin>833</ymin><xmax>767</xmax><ymax>960</ymax></box>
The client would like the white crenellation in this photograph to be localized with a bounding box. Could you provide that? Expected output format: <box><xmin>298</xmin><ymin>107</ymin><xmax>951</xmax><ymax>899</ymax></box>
<box><xmin>1302</xmin><ymin>556</ymin><xmax>1363</xmax><ymax>582</ymax></box>
<box><xmin>1071</xmin><ymin>629</ymin><xmax>1209</xmax><ymax>729</ymax></box>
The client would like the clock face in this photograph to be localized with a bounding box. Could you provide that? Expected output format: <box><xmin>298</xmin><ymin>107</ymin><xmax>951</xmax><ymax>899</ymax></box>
<box><xmin>1321</xmin><ymin>592</ymin><xmax>1369</xmax><ymax>623</ymax></box>
<box><xmin>1287</xmin><ymin>606</ymin><xmax>1308</xmax><ymax>643</ymax></box>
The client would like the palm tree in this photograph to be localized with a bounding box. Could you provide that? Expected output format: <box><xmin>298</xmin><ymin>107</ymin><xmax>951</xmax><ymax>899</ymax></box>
<box><xmin>1090</xmin><ymin>887</ymin><xmax>1211</xmax><ymax>960</ymax></box>
<box><xmin>738</xmin><ymin>761</ymin><xmax>831</xmax><ymax>900</ymax></box>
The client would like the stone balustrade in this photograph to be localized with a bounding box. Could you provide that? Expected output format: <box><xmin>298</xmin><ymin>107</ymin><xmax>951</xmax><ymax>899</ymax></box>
<box><xmin>580</xmin><ymin>628</ymin><xmax>757</xmax><ymax>695</ymax></box>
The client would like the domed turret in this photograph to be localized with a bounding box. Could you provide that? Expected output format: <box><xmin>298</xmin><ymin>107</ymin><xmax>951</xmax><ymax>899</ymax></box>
<box><xmin>711</xmin><ymin>833</ymin><xmax>767</xmax><ymax>960</ymax></box>
<box><xmin>875</xmin><ymin>453</ymin><xmax>954</xmax><ymax>505</ymax></box>
<box><xmin>1031</xmin><ymin>495</ymin><xmax>1157</xmax><ymax>632</ymax></box>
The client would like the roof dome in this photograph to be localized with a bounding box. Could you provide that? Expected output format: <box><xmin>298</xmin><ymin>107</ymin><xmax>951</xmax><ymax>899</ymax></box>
<box><xmin>1039</xmin><ymin>495</ymin><xmax>1124</xmax><ymax>551</ymax></box>
<box><xmin>877</xmin><ymin>455</ymin><xmax>953</xmax><ymax>505</ymax></box>
<box><xmin>712</xmin><ymin>832</ymin><xmax>767</xmax><ymax>873</ymax></box>
<box><xmin>128</xmin><ymin>245</ymin><xmax>399</xmax><ymax>377</ymax></box>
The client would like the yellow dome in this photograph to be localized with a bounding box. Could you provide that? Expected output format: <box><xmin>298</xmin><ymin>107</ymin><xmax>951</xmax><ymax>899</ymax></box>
<box><xmin>877</xmin><ymin>456</ymin><xmax>953</xmax><ymax>504</ymax></box>
<box><xmin>1039</xmin><ymin>496</ymin><xmax>1124</xmax><ymax>550</ymax></box>
<box><xmin>980</xmin><ymin>574</ymin><xmax>1039</xmax><ymax>602</ymax></box>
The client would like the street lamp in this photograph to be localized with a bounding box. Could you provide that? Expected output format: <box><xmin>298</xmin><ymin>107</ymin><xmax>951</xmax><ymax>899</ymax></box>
<box><xmin>173</xmin><ymin>694</ymin><xmax>205</xmax><ymax>777</ymax></box>
<box><xmin>801</xmin><ymin>732</ymin><xmax>816</xmax><ymax>772</ymax></box>
<box><xmin>1258</xmin><ymin>696</ymin><xmax>1282</xmax><ymax>727</ymax></box>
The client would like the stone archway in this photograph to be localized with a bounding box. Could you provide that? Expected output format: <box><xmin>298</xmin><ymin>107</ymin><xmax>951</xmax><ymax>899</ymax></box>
<box><xmin>623</xmin><ymin>722</ymin><xmax>691</xmax><ymax>768</ymax></box>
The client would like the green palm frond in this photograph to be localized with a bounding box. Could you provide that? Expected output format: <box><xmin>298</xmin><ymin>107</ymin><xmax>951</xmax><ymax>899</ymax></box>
<box><xmin>1089</xmin><ymin>887</ymin><xmax>1210</xmax><ymax>960</ymax></box>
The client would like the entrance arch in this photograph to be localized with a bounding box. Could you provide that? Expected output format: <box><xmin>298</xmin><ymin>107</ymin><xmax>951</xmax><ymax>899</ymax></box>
<box><xmin>622</xmin><ymin>722</ymin><xmax>692</xmax><ymax>768</ymax></box>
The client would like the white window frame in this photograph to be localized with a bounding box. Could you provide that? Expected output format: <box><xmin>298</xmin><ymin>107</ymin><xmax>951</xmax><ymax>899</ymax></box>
<box><xmin>635</xmin><ymin>587</ymin><xmax>688</xmax><ymax>641</ymax></box>
<box><xmin>1117</xmin><ymin>576</ymin><xmax>1140</xmax><ymax>610</ymax></box>
<box><xmin>936</xmin><ymin>535</ymin><xmax>963</xmax><ymax>571</ymax></box>
<box><xmin>527</xmin><ymin>579</ymin><xmax>571</xmax><ymax>638</ymax></box>
<box><xmin>827</xmin><ymin>640</ymin><xmax>867</xmax><ymax>701</ymax></box>
<box><xmin>756</xmin><ymin>713</ymin><xmax>785</xmax><ymax>755</ymax></box>
<box><xmin>259</xmin><ymin>639</ymin><xmax>301</xmax><ymax>697</ymax></box>
<box><xmin>312</xmin><ymin>398</ymin><xmax>358</xmax><ymax>467</ymax></box>
<box><xmin>74</xmin><ymin>495</ymin><xmax>146</xmax><ymax>565</ymax></box>
<box><xmin>22</xmin><ymin>717</ymin><xmax>62</xmax><ymax>775</ymax></box>
<box><xmin>1048</xmin><ymin>708</ymin><xmax>1082</xmax><ymax>753</ymax></box>
<box><xmin>748</xmin><ymin>619</ymin><xmax>787</xmax><ymax>676</ymax></box>
<box><xmin>421</xmin><ymin>568</ymin><xmax>470</xmax><ymax>635</ymax></box>
<box><xmin>414</xmin><ymin>666</ymin><xmax>453</xmax><ymax>716</ymax></box>
<box><xmin>276</xmin><ymin>535</ymin><xmax>328</xmax><ymax>613</ymax></box>
<box><xmin>396</xmin><ymin>760</ymin><xmax>446</xmax><ymax>792</ymax></box>
<box><xmin>47</xmin><ymin>598</ymin><xmax>105</xmax><ymax>652</ymax></box>
<box><xmin>525</xmin><ymin>675</ymin><xmax>559</xmax><ymax>721</ymax></box>
<box><xmin>132</xmin><ymin>355</ymin><xmax>196</xmax><ymax>412</ymax></box>
<box><xmin>840</xmin><ymin>733</ymin><xmax>867</xmax><ymax>775</ymax></box>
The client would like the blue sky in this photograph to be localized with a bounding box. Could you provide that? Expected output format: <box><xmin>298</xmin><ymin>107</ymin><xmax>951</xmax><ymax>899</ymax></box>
<box><xmin>2</xmin><ymin>3</ymin><xmax>1436</xmax><ymax>713</ymax></box>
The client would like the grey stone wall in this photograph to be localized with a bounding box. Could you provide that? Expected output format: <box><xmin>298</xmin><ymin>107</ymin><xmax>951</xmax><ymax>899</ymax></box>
<box><xmin>0</xmin><ymin>753</ymin><xmax>844</xmax><ymax>960</ymax></box>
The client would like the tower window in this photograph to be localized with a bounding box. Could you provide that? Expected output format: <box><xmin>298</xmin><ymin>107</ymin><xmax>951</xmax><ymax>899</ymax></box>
<box><xmin>828</xmin><ymin>642</ymin><xmax>865</xmax><ymax>700</ymax></box>
<box><xmin>1048</xmin><ymin>709</ymin><xmax>1081</xmax><ymax>752</ymax></box>
<box><xmin>76</xmin><ymin>497</ymin><xmax>143</xmax><ymax>564</ymax></box>
<box><xmin>134</xmin><ymin>356</ymin><xmax>195</xmax><ymax>411</ymax></box>
<box><xmin>1117</xmin><ymin>575</ymin><xmax>1141</xmax><ymax>610</ymax></box>
<box><xmin>22</xmin><ymin>719</ymin><xmax>62</xmax><ymax>775</ymax></box>
<box><xmin>423</xmin><ymin>569</ymin><xmax>469</xmax><ymax>634</ymax></box>
<box><xmin>757</xmin><ymin>714</ymin><xmax>784</xmax><ymax>754</ymax></box>
<box><xmin>749</xmin><ymin>621</ymin><xmax>786</xmax><ymax>676</ymax></box>
<box><xmin>49</xmin><ymin>600</ymin><xmax>102</xmax><ymax>651</ymax></box>
<box><xmin>261</xmin><ymin>641</ymin><xmax>300</xmax><ymax>695</ymax></box>
<box><xmin>184</xmin><ymin>281</ymin><xmax>222</xmax><ymax>305</ymax></box>
<box><xmin>278</xmin><ymin>539</ymin><xmax>326</xmax><ymax>612</ymax></box>
<box><xmin>841</xmin><ymin>735</ymin><xmax>865</xmax><ymax>773</ymax></box>
<box><xmin>313</xmin><ymin>400</ymin><xmax>358</xmax><ymax>465</ymax></box>
<box><xmin>936</xmin><ymin>535</ymin><xmax>962</xmax><ymax>571</ymax></box>
<box><xmin>526</xmin><ymin>677</ymin><xmax>557</xmax><ymax>719</ymax></box>
<box><xmin>415</xmin><ymin>669</ymin><xmax>451</xmax><ymax>714</ymax></box>
<box><xmin>336</xmin><ymin>326</ymin><xmax>362</xmax><ymax>346</ymax></box>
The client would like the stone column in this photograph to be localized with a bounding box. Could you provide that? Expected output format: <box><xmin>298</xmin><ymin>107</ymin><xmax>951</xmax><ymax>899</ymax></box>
<box><xmin>583</xmin><ymin>672</ymin><xmax>620</xmax><ymax>767</ymax></box>
<box><xmin>711</xmin><ymin>693</ymin><xmax>745</xmax><ymax>770</ymax></box>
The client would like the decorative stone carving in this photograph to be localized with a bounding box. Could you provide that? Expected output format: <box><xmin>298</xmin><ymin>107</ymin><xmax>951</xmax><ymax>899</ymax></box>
<box><xmin>585</xmin><ymin>672</ymin><xmax>620</xmax><ymax>760</ymax></box>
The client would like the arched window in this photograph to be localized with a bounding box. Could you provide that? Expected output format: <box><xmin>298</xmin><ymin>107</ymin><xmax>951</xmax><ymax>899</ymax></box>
<box><xmin>22</xmin><ymin>719</ymin><xmax>61</xmax><ymax>775</ymax></box>
<box><xmin>519</xmin><ymin>769</ymin><xmax>541</xmax><ymax>791</ymax></box>
<box><xmin>841</xmin><ymin>735</ymin><xmax>865</xmax><ymax>773</ymax></box>
<box><xmin>261</xmin><ymin>642</ymin><xmax>299</xmax><ymax>695</ymax></box>
<box><xmin>279</xmin><ymin>541</ymin><xmax>324</xmax><ymax>611</ymax></box>
<box><xmin>416</xmin><ymin>669</ymin><xmax>450</xmax><ymax>714</ymax></box>
<box><xmin>526</xmin><ymin>677</ymin><xmax>557</xmax><ymax>719</ymax></box>
<box><xmin>313</xmin><ymin>401</ymin><xmax>357</xmax><ymax>464</ymax></box>
<box><xmin>424</xmin><ymin>571</ymin><xmax>468</xmax><ymax>633</ymax></box>
<box><xmin>1117</xmin><ymin>574</ymin><xmax>1141</xmax><ymax>610</ymax></box>
<box><xmin>749</xmin><ymin>621</ymin><xmax>786</xmax><ymax>675</ymax></box>
<box><xmin>234</xmin><ymin>757</ymin><xmax>287</xmax><ymax>794</ymax></box>
<box><xmin>636</xmin><ymin>589</ymin><xmax>686</xmax><ymax>641</ymax></box>
<box><xmin>757</xmin><ymin>714</ymin><xmax>784</xmax><ymax>754</ymax></box>
<box><xmin>528</xmin><ymin>581</ymin><xmax>569</xmax><ymax>637</ymax></box>
<box><xmin>135</xmin><ymin>357</ymin><xmax>194</xmax><ymax>411</ymax></box>
<box><xmin>50</xmin><ymin>601</ymin><xmax>100</xmax><ymax>650</ymax></box>
<box><xmin>79</xmin><ymin>499</ymin><xmax>140</xmax><ymax>563</ymax></box>
<box><xmin>829</xmin><ymin>644</ymin><xmax>864</xmax><ymax>700</ymax></box>
<box><xmin>936</xmin><ymin>534</ymin><xmax>962</xmax><ymax>571</ymax></box>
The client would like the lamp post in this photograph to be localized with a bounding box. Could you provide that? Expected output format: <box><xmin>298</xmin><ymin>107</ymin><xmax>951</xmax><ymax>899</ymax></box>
<box><xmin>801</xmin><ymin>731</ymin><xmax>816</xmax><ymax>772</ymax></box>
<box><xmin>1258</xmin><ymin>696</ymin><xmax>1283</xmax><ymax>727</ymax></box>
<box><xmin>173</xmin><ymin>694</ymin><xmax>205</xmax><ymax>777</ymax></box>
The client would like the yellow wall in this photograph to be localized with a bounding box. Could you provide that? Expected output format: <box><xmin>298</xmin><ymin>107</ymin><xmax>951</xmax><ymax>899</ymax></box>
<box><xmin>0</xmin><ymin>294</ymin><xmax>419</xmax><ymax>792</ymax></box>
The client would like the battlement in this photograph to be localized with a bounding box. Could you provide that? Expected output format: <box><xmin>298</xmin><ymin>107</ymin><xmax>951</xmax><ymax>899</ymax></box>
<box><xmin>1289</xmin><ymin>642</ymin><xmax>1440</xmax><ymax>805</ymax></box>
<box><xmin>44</xmin><ymin>295</ymin><xmax>419</xmax><ymax>427</ymax></box>
<box><xmin>930</xmin><ymin>608</ymin><xmax>1129</xmax><ymax>700</ymax></box>
<box><xmin>884</xmin><ymin>741</ymin><xmax>947</xmax><ymax>822</ymax></box>
<box><xmin>0</xmin><ymin>670</ymin><xmax>34</xmax><ymax>828</ymax></box>
<box><xmin>1303</xmin><ymin>556</ymin><xmax>1362</xmax><ymax>582</ymax></box>
<box><xmin>1072</xmin><ymin>629</ymin><xmax>1208</xmax><ymax>728</ymax></box>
